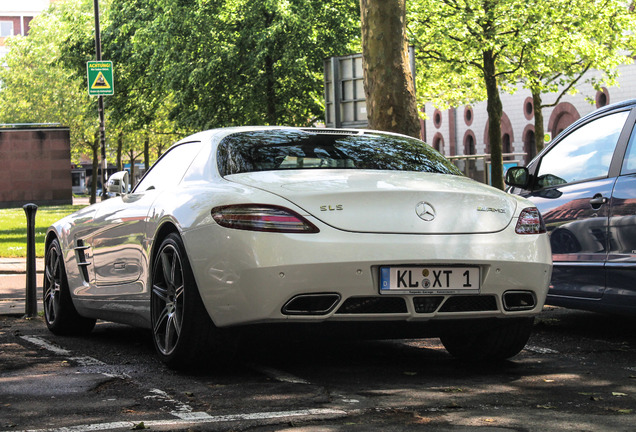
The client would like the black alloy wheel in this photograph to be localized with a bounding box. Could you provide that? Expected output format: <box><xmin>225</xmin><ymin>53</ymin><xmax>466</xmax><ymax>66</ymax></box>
<box><xmin>43</xmin><ymin>238</ymin><xmax>95</xmax><ymax>335</ymax></box>
<box><xmin>150</xmin><ymin>233</ymin><xmax>235</xmax><ymax>369</ymax></box>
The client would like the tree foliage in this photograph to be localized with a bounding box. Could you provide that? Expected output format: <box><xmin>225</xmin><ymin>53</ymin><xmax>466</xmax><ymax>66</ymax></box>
<box><xmin>408</xmin><ymin>0</ymin><xmax>636</xmax><ymax>189</ymax></box>
<box><xmin>105</xmin><ymin>0</ymin><xmax>360</xmax><ymax>131</ymax></box>
<box><xmin>3</xmin><ymin>0</ymin><xmax>634</xmax><ymax>196</ymax></box>
<box><xmin>409</xmin><ymin>0</ymin><xmax>551</xmax><ymax>189</ymax></box>
<box><xmin>0</xmin><ymin>0</ymin><xmax>98</xmax><ymax>150</ymax></box>
<box><xmin>519</xmin><ymin>0</ymin><xmax>636</xmax><ymax>154</ymax></box>
<box><xmin>0</xmin><ymin>0</ymin><xmax>359</xmax><ymax>193</ymax></box>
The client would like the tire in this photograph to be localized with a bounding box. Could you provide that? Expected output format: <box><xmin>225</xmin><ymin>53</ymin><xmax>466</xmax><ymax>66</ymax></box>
<box><xmin>150</xmin><ymin>233</ymin><xmax>234</xmax><ymax>369</ymax></box>
<box><xmin>43</xmin><ymin>238</ymin><xmax>96</xmax><ymax>335</ymax></box>
<box><xmin>440</xmin><ymin>317</ymin><xmax>534</xmax><ymax>361</ymax></box>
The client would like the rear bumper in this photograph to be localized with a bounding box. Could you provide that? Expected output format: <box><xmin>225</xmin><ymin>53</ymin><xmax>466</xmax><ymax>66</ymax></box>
<box><xmin>183</xmin><ymin>221</ymin><xmax>552</xmax><ymax>327</ymax></box>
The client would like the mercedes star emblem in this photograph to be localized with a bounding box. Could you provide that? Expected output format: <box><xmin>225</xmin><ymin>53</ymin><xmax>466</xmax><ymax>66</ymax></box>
<box><xmin>416</xmin><ymin>201</ymin><xmax>436</xmax><ymax>221</ymax></box>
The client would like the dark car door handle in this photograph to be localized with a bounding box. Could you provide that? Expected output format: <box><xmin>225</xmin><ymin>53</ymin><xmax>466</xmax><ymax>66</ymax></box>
<box><xmin>590</xmin><ymin>195</ymin><xmax>608</xmax><ymax>207</ymax></box>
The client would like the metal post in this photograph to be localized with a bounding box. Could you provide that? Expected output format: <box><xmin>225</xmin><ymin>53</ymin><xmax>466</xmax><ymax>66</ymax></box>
<box><xmin>23</xmin><ymin>203</ymin><xmax>38</xmax><ymax>318</ymax></box>
<box><xmin>98</xmin><ymin>96</ymin><xmax>107</xmax><ymax>199</ymax></box>
<box><xmin>93</xmin><ymin>0</ymin><xmax>108</xmax><ymax>200</ymax></box>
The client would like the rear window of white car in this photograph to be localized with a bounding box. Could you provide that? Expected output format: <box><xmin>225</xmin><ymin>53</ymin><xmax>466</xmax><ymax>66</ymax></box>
<box><xmin>217</xmin><ymin>130</ymin><xmax>462</xmax><ymax>176</ymax></box>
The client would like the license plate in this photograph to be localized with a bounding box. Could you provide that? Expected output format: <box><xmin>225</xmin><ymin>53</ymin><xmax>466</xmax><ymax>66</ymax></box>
<box><xmin>379</xmin><ymin>266</ymin><xmax>480</xmax><ymax>294</ymax></box>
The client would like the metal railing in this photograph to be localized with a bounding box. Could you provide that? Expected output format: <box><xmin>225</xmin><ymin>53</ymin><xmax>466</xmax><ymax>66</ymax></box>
<box><xmin>446</xmin><ymin>153</ymin><xmax>527</xmax><ymax>184</ymax></box>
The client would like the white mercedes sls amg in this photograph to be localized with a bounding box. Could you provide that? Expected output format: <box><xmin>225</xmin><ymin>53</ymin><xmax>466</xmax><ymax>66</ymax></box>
<box><xmin>45</xmin><ymin>127</ymin><xmax>551</xmax><ymax>368</ymax></box>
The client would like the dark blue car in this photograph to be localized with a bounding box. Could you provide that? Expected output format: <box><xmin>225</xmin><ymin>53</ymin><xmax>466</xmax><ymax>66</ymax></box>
<box><xmin>506</xmin><ymin>99</ymin><xmax>636</xmax><ymax>315</ymax></box>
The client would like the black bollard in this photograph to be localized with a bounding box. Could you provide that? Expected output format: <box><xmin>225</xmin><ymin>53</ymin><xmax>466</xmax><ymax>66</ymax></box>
<box><xmin>23</xmin><ymin>203</ymin><xmax>38</xmax><ymax>318</ymax></box>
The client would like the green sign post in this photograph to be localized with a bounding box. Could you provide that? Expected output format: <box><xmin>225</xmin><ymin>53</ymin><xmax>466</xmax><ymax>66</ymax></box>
<box><xmin>86</xmin><ymin>61</ymin><xmax>114</xmax><ymax>96</ymax></box>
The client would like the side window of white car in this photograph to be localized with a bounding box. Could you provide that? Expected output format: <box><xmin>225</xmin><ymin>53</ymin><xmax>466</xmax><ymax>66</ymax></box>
<box><xmin>134</xmin><ymin>141</ymin><xmax>203</xmax><ymax>192</ymax></box>
<box><xmin>535</xmin><ymin>111</ymin><xmax>629</xmax><ymax>189</ymax></box>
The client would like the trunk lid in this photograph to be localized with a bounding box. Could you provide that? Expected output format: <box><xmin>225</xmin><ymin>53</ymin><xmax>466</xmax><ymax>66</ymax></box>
<box><xmin>226</xmin><ymin>170</ymin><xmax>517</xmax><ymax>234</ymax></box>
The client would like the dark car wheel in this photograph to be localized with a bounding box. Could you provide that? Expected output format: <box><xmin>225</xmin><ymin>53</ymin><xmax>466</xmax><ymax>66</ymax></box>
<box><xmin>43</xmin><ymin>238</ymin><xmax>96</xmax><ymax>335</ymax></box>
<box><xmin>440</xmin><ymin>317</ymin><xmax>534</xmax><ymax>361</ymax></box>
<box><xmin>151</xmin><ymin>233</ymin><xmax>234</xmax><ymax>369</ymax></box>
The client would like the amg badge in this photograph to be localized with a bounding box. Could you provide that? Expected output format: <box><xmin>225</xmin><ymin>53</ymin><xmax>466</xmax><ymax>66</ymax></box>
<box><xmin>477</xmin><ymin>206</ymin><xmax>506</xmax><ymax>213</ymax></box>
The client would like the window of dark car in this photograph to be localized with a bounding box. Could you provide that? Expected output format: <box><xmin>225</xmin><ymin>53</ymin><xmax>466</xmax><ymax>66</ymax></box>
<box><xmin>534</xmin><ymin>111</ymin><xmax>629</xmax><ymax>189</ymax></box>
<box><xmin>134</xmin><ymin>141</ymin><xmax>203</xmax><ymax>192</ymax></box>
<box><xmin>216</xmin><ymin>130</ymin><xmax>462</xmax><ymax>176</ymax></box>
<box><xmin>621</xmin><ymin>123</ymin><xmax>636</xmax><ymax>175</ymax></box>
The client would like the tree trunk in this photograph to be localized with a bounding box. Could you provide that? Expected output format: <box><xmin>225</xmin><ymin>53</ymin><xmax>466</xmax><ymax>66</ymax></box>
<box><xmin>532</xmin><ymin>90</ymin><xmax>546</xmax><ymax>155</ymax></box>
<box><xmin>360</xmin><ymin>0</ymin><xmax>420</xmax><ymax>139</ymax></box>
<box><xmin>128</xmin><ymin>149</ymin><xmax>136</xmax><ymax>189</ymax></box>
<box><xmin>116</xmin><ymin>133</ymin><xmax>123</xmax><ymax>171</ymax></box>
<box><xmin>483</xmin><ymin>49</ymin><xmax>504</xmax><ymax>190</ymax></box>
<box><xmin>157</xmin><ymin>143</ymin><xmax>166</xmax><ymax>158</ymax></box>
<box><xmin>144</xmin><ymin>133</ymin><xmax>150</xmax><ymax>171</ymax></box>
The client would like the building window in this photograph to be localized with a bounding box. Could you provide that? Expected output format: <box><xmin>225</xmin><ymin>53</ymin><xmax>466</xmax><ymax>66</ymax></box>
<box><xmin>432</xmin><ymin>133</ymin><xmax>444</xmax><ymax>154</ymax></box>
<box><xmin>596</xmin><ymin>88</ymin><xmax>609</xmax><ymax>108</ymax></box>
<box><xmin>523</xmin><ymin>97</ymin><xmax>534</xmax><ymax>120</ymax></box>
<box><xmin>464</xmin><ymin>132</ymin><xmax>476</xmax><ymax>155</ymax></box>
<box><xmin>464</xmin><ymin>106</ymin><xmax>473</xmax><ymax>126</ymax></box>
<box><xmin>548</xmin><ymin>102</ymin><xmax>580</xmax><ymax>137</ymax></box>
<box><xmin>433</xmin><ymin>109</ymin><xmax>442</xmax><ymax>128</ymax></box>
<box><xmin>0</xmin><ymin>21</ymin><xmax>14</xmax><ymax>37</ymax></box>
<box><xmin>523</xmin><ymin>127</ymin><xmax>536</xmax><ymax>165</ymax></box>
<box><xmin>503</xmin><ymin>134</ymin><xmax>512</xmax><ymax>160</ymax></box>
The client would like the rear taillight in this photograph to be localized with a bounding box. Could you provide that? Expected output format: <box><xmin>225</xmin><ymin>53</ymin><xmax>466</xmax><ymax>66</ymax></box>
<box><xmin>515</xmin><ymin>207</ymin><xmax>546</xmax><ymax>234</ymax></box>
<box><xmin>211</xmin><ymin>204</ymin><xmax>319</xmax><ymax>233</ymax></box>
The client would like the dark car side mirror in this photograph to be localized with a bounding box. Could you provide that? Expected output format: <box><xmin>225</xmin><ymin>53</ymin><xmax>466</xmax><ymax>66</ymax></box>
<box><xmin>505</xmin><ymin>166</ymin><xmax>530</xmax><ymax>189</ymax></box>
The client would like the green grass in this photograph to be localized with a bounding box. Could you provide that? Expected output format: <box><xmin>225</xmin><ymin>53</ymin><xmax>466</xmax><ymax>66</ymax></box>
<box><xmin>0</xmin><ymin>205</ymin><xmax>87</xmax><ymax>258</ymax></box>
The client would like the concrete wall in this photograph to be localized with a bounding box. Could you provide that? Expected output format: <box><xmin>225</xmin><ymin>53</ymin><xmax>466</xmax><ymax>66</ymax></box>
<box><xmin>0</xmin><ymin>127</ymin><xmax>72</xmax><ymax>208</ymax></box>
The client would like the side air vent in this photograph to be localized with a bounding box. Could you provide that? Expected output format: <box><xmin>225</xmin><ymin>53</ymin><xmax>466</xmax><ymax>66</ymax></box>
<box><xmin>438</xmin><ymin>295</ymin><xmax>498</xmax><ymax>313</ymax></box>
<box><xmin>282</xmin><ymin>294</ymin><xmax>341</xmax><ymax>315</ymax></box>
<box><xmin>336</xmin><ymin>297</ymin><xmax>407</xmax><ymax>314</ymax></box>
<box><xmin>74</xmin><ymin>239</ymin><xmax>91</xmax><ymax>283</ymax></box>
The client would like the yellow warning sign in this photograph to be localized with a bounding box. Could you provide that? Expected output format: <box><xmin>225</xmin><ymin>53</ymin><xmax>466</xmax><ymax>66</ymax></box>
<box><xmin>91</xmin><ymin>72</ymin><xmax>111</xmax><ymax>89</ymax></box>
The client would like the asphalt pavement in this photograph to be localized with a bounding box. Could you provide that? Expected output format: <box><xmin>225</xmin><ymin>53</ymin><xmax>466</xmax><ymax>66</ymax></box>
<box><xmin>0</xmin><ymin>258</ymin><xmax>44</xmax><ymax>316</ymax></box>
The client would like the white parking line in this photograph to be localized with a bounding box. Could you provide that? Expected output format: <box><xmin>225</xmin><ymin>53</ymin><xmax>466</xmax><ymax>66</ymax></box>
<box><xmin>5</xmin><ymin>408</ymin><xmax>348</xmax><ymax>432</ymax></box>
<box><xmin>15</xmin><ymin>336</ymin><xmax>349</xmax><ymax>431</ymax></box>
<box><xmin>19</xmin><ymin>335</ymin><xmax>72</xmax><ymax>356</ymax></box>
<box><xmin>145</xmin><ymin>388</ymin><xmax>210</xmax><ymax>420</ymax></box>
<box><xmin>20</xmin><ymin>336</ymin><xmax>108</xmax><ymax>367</ymax></box>
<box><xmin>18</xmin><ymin>335</ymin><xmax>203</xmax><ymax>419</ymax></box>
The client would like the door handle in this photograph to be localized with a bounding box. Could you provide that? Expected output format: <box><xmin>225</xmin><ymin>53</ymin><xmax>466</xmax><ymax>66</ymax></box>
<box><xmin>589</xmin><ymin>195</ymin><xmax>608</xmax><ymax>208</ymax></box>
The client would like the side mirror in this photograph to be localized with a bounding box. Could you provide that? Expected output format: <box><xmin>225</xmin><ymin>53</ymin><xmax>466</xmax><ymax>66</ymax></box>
<box><xmin>106</xmin><ymin>171</ymin><xmax>130</xmax><ymax>196</ymax></box>
<box><xmin>505</xmin><ymin>166</ymin><xmax>530</xmax><ymax>189</ymax></box>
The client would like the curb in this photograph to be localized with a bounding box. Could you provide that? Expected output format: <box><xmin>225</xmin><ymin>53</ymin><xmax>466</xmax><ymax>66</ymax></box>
<box><xmin>0</xmin><ymin>258</ymin><xmax>45</xmax><ymax>275</ymax></box>
<box><xmin>0</xmin><ymin>264</ymin><xmax>43</xmax><ymax>316</ymax></box>
<box><xmin>0</xmin><ymin>299</ymin><xmax>43</xmax><ymax>316</ymax></box>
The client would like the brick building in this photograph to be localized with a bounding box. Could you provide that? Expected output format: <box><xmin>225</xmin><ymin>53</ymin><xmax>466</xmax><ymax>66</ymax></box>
<box><xmin>0</xmin><ymin>126</ymin><xmax>73</xmax><ymax>208</ymax></box>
